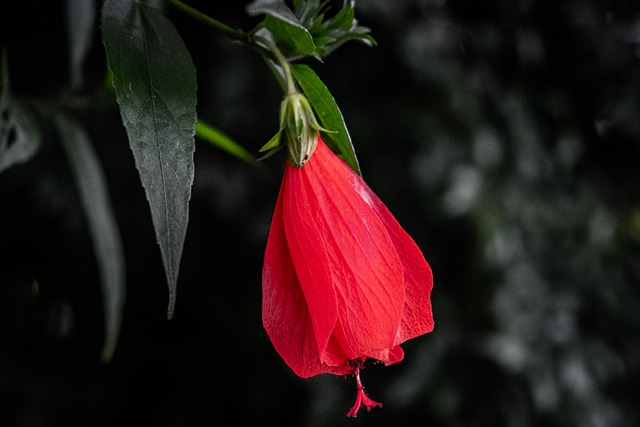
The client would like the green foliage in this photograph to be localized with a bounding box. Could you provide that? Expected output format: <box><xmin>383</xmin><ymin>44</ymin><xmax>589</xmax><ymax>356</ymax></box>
<box><xmin>1</xmin><ymin>0</ymin><xmax>373</xmax><ymax>362</ymax></box>
<box><xmin>101</xmin><ymin>0</ymin><xmax>197</xmax><ymax>319</ymax></box>
<box><xmin>0</xmin><ymin>54</ymin><xmax>41</xmax><ymax>174</ymax></box>
<box><xmin>247</xmin><ymin>0</ymin><xmax>374</xmax><ymax>59</ymax></box>
<box><xmin>292</xmin><ymin>0</ymin><xmax>375</xmax><ymax>57</ymax></box>
<box><xmin>196</xmin><ymin>121</ymin><xmax>257</xmax><ymax>165</ymax></box>
<box><xmin>3</xmin><ymin>0</ymin><xmax>640</xmax><ymax>425</ymax></box>
<box><xmin>65</xmin><ymin>0</ymin><xmax>97</xmax><ymax>90</ymax></box>
<box><xmin>247</xmin><ymin>0</ymin><xmax>317</xmax><ymax>57</ymax></box>
<box><xmin>55</xmin><ymin>113</ymin><xmax>125</xmax><ymax>363</ymax></box>
<box><xmin>291</xmin><ymin>63</ymin><xmax>360</xmax><ymax>174</ymax></box>
<box><xmin>245</xmin><ymin>0</ymin><xmax>370</xmax><ymax>171</ymax></box>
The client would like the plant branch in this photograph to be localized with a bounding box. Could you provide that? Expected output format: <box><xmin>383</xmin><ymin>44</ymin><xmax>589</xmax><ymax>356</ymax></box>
<box><xmin>166</xmin><ymin>0</ymin><xmax>248</xmax><ymax>43</ymax></box>
<box><xmin>165</xmin><ymin>1</ymin><xmax>297</xmax><ymax>95</ymax></box>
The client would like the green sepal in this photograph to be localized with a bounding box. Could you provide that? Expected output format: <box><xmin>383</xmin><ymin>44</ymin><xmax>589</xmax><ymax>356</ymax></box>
<box><xmin>259</xmin><ymin>129</ymin><xmax>284</xmax><ymax>152</ymax></box>
<box><xmin>258</xmin><ymin>129</ymin><xmax>286</xmax><ymax>161</ymax></box>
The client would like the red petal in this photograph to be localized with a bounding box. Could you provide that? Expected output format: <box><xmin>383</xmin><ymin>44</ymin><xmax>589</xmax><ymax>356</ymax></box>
<box><xmin>262</xmin><ymin>175</ymin><xmax>338</xmax><ymax>378</ymax></box>
<box><xmin>321</xmin><ymin>139</ymin><xmax>435</xmax><ymax>347</ymax></box>
<box><xmin>366</xmin><ymin>344</ymin><xmax>404</xmax><ymax>365</ymax></box>
<box><xmin>263</xmin><ymin>137</ymin><xmax>434</xmax><ymax>378</ymax></box>
<box><xmin>283</xmin><ymin>140</ymin><xmax>405</xmax><ymax>363</ymax></box>
<box><xmin>363</xmin><ymin>184</ymin><xmax>435</xmax><ymax>345</ymax></box>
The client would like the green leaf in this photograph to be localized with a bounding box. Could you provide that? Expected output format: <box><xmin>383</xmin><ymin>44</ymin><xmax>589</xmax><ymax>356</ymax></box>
<box><xmin>327</xmin><ymin>3</ymin><xmax>354</xmax><ymax>31</ymax></box>
<box><xmin>264</xmin><ymin>15</ymin><xmax>316</xmax><ymax>56</ymax></box>
<box><xmin>65</xmin><ymin>0</ymin><xmax>97</xmax><ymax>89</ymax></box>
<box><xmin>247</xmin><ymin>0</ymin><xmax>302</xmax><ymax>27</ymax></box>
<box><xmin>54</xmin><ymin>113</ymin><xmax>125</xmax><ymax>363</ymax></box>
<box><xmin>101</xmin><ymin>0</ymin><xmax>196</xmax><ymax>319</ymax></box>
<box><xmin>292</xmin><ymin>0</ymin><xmax>325</xmax><ymax>27</ymax></box>
<box><xmin>247</xmin><ymin>0</ymin><xmax>305</xmax><ymax>29</ymax></box>
<box><xmin>246</xmin><ymin>0</ymin><xmax>316</xmax><ymax>56</ymax></box>
<box><xmin>292</xmin><ymin>0</ymin><xmax>376</xmax><ymax>58</ymax></box>
<box><xmin>0</xmin><ymin>52</ymin><xmax>41</xmax><ymax>174</ymax></box>
<box><xmin>196</xmin><ymin>121</ymin><xmax>257</xmax><ymax>165</ymax></box>
<box><xmin>319</xmin><ymin>31</ymin><xmax>376</xmax><ymax>57</ymax></box>
<box><xmin>291</xmin><ymin>63</ymin><xmax>360</xmax><ymax>175</ymax></box>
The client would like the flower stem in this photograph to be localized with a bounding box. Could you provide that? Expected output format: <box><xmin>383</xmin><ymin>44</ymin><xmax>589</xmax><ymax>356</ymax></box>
<box><xmin>251</xmin><ymin>35</ymin><xmax>298</xmax><ymax>96</ymax></box>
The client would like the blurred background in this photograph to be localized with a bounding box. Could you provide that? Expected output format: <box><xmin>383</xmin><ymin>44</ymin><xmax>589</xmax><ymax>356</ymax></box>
<box><xmin>1</xmin><ymin>0</ymin><xmax>640</xmax><ymax>426</ymax></box>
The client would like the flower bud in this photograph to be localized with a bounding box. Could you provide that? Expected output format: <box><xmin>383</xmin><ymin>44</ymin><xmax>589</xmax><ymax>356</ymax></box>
<box><xmin>280</xmin><ymin>93</ymin><xmax>321</xmax><ymax>168</ymax></box>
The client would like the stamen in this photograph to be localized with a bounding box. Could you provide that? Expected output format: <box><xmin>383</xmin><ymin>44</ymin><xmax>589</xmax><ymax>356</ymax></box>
<box><xmin>346</xmin><ymin>362</ymin><xmax>382</xmax><ymax>417</ymax></box>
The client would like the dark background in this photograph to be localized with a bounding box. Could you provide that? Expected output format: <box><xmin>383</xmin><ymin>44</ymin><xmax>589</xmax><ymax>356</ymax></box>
<box><xmin>2</xmin><ymin>0</ymin><xmax>640</xmax><ymax>426</ymax></box>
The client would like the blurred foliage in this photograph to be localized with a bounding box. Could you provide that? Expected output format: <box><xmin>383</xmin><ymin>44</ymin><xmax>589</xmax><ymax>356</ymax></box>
<box><xmin>1</xmin><ymin>0</ymin><xmax>640</xmax><ymax>426</ymax></box>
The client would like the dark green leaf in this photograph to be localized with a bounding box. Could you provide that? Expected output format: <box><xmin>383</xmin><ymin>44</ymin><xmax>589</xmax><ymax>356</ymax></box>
<box><xmin>247</xmin><ymin>0</ymin><xmax>304</xmax><ymax>28</ymax></box>
<box><xmin>292</xmin><ymin>0</ymin><xmax>326</xmax><ymax>26</ymax></box>
<box><xmin>196</xmin><ymin>121</ymin><xmax>257</xmax><ymax>165</ymax></box>
<box><xmin>0</xmin><ymin>53</ymin><xmax>41</xmax><ymax>174</ymax></box>
<box><xmin>291</xmin><ymin>63</ymin><xmax>360</xmax><ymax>175</ymax></box>
<box><xmin>246</xmin><ymin>0</ymin><xmax>316</xmax><ymax>56</ymax></box>
<box><xmin>327</xmin><ymin>4</ymin><xmax>354</xmax><ymax>31</ymax></box>
<box><xmin>312</xmin><ymin>35</ymin><xmax>336</xmax><ymax>49</ymax></box>
<box><xmin>0</xmin><ymin>104</ymin><xmax>41</xmax><ymax>174</ymax></box>
<box><xmin>320</xmin><ymin>31</ymin><xmax>376</xmax><ymax>57</ymax></box>
<box><xmin>101</xmin><ymin>0</ymin><xmax>196</xmax><ymax>318</ymax></box>
<box><xmin>293</xmin><ymin>0</ymin><xmax>375</xmax><ymax>58</ymax></box>
<box><xmin>65</xmin><ymin>0</ymin><xmax>97</xmax><ymax>89</ymax></box>
<box><xmin>55</xmin><ymin>113</ymin><xmax>125</xmax><ymax>363</ymax></box>
<box><xmin>264</xmin><ymin>15</ymin><xmax>316</xmax><ymax>56</ymax></box>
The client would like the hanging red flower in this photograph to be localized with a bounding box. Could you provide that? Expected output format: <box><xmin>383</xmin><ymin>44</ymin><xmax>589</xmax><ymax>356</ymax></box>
<box><xmin>262</xmin><ymin>136</ymin><xmax>434</xmax><ymax>417</ymax></box>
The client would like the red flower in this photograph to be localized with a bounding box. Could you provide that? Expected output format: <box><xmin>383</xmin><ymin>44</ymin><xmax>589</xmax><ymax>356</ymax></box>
<box><xmin>262</xmin><ymin>137</ymin><xmax>434</xmax><ymax>416</ymax></box>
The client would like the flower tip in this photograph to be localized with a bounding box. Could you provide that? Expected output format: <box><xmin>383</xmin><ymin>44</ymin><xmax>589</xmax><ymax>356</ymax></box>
<box><xmin>346</xmin><ymin>363</ymin><xmax>382</xmax><ymax>417</ymax></box>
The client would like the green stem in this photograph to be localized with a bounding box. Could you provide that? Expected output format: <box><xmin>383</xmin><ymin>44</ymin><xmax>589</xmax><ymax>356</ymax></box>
<box><xmin>251</xmin><ymin>35</ymin><xmax>298</xmax><ymax>96</ymax></box>
<box><xmin>166</xmin><ymin>0</ymin><xmax>248</xmax><ymax>42</ymax></box>
<box><xmin>166</xmin><ymin>1</ymin><xmax>297</xmax><ymax>95</ymax></box>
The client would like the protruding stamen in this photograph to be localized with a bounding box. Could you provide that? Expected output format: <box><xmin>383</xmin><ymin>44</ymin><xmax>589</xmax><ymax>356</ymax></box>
<box><xmin>346</xmin><ymin>361</ymin><xmax>382</xmax><ymax>417</ymax></box>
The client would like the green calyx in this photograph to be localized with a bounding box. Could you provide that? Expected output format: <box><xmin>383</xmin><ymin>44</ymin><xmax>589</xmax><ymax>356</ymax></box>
<box><xmin>282</xmin><ymin>93</ymin><xmax>320</xmax><ymax>167</ymax></box>
<box><xmin>259</xmin><ymin>92</ymin><xmax>332</xmax><ymax>168</ymax></box>
<box><xmin>253</xmin><ymin>31</ymin><xmax>334</xmax><ymax>168</ymax></box>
